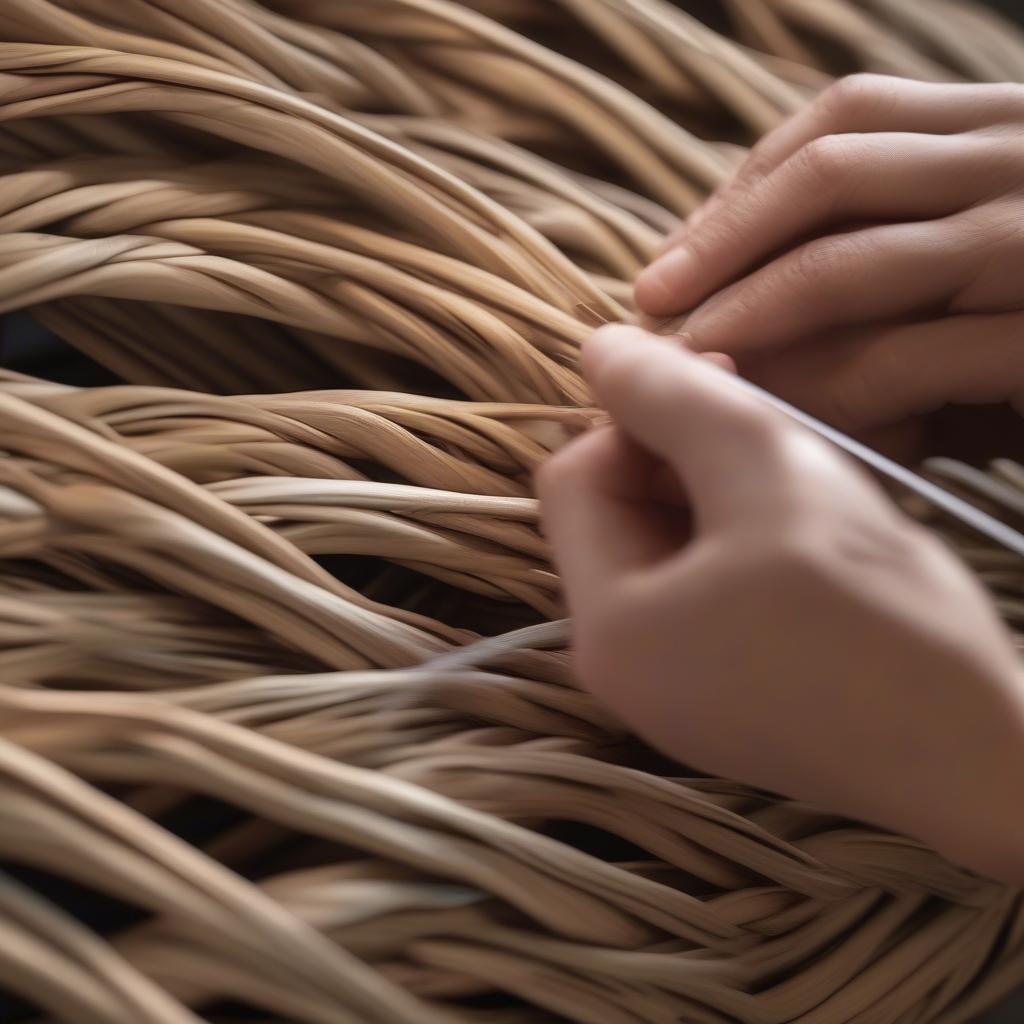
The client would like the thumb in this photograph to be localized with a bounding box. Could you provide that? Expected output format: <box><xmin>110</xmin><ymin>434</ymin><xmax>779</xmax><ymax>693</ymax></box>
<box><xmin>583</xmin><ymin>325</ymin><xmax>826</xmax><ymax>531</ymax></box>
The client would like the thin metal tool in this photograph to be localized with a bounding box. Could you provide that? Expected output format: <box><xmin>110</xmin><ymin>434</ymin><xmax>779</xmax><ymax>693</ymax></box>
<box><xmin>418</xmin><ymin>319</ymin><xmax>1024</xmax><ymax>674</ymax></box>
<box><xmin>643</xmin><ymin>313</ymin><xmax>1024</xmax><ymax>559</ymax></box>
<box><xmin>729</xmin><ymin>372</ymin><xmax>1024</xmax><ymax>559</ymax></box>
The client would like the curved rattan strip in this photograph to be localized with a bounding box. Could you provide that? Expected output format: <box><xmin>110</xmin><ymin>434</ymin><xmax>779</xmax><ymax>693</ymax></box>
<box><xmin>2</xmin><ymin>2</ymin><xmax>1024</xmax><ymax>1023</ymax></box>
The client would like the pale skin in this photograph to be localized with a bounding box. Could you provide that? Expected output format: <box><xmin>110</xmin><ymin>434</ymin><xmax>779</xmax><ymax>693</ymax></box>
<box><xmin>537</xmin><ymin>76</ymin><xmax>1024</xmax><ymax>885</ymax></box>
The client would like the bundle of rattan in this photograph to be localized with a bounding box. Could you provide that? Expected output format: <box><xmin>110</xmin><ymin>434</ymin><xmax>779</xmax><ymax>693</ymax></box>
<box><xmin>1</xmin><ymin>1</ymin><xmax>1024</xmax><ymax>1022</ymax></box>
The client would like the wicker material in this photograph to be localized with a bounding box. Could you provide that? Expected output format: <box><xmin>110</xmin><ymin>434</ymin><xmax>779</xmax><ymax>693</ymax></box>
<box><xmin>1</xmin><ymin>1</ymin><xmax>1023</xmax><ymax>1021</ymax></box>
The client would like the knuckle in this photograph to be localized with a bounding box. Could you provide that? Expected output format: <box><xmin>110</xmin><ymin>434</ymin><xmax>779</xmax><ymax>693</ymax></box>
<box><xmin>697</xmin><ymin>390</ymin><xmax>795</xmax><ymax>464</ymax></box>
<box><xmin>756</xmin><ymin>527</ymin><xmax>842</xmax><ymax>591</ymax></box>
<box><xmin>721</xmin><ymin>396</ymin><xmax>786</xmax><ymax>448</ymax></box>
<box><xmin>736</xmin><ymin>142</ymin><xmax>773</xmax><ymax>182</ymax></box>
<box><xmin>819</xmin><ymin>73</ymin><xmax>897</xmax><ymax>120</ymax></box>
<box><xmin>774</xmin><ymin>533</ymin><xmax>828</xmax><ymax>576</ymax></box>
<box><xmin>791</xmin><ymin>235</ymin><xmax>856</xmax><ymax>287</ymax></box>
<box><xmin>978</xmin><ymin>202</ymin><xmax>1024</xmax><ymax>253</ymax></box>
<box><xmin>760</xmin><ymin>497</ymin><xmax>918</xmax><ymax>584</ymax></box>
<box><xmin>947</xmin><ymin>203</ymin><xmax>1024</xmax><ymax>307</ymax></box>
<box><xmin>970</xmin><ymin>84</ymin><xmax>1024</xmax><ymax>128</ymax></box>
<box><xmin>973</xmin><ymin>135</ymin><xmax>1024</xmax><ymax>186</ymax></box>
<box><xmin>795</xmin><ymin>134</ymin><xmax>856</xmax><ymax>189</ymax></box>
<box><xmin>724</xmin><ymin>530</ymin><xmax>817</xmax><ymax>592</ymax></box>
<box><xmin>837</xmin><ymin>518</ymin><xmax>927</xmax><ymax>575</ymax></box>
<box><xmin>955</xmin><ymin>203</ymin><xmax>1019</xmax><ymax>249</ymax></box>
<box><xmin>691</xmin><ymin>206</ymin><xmax>747</xmax><ymax>258</ymax></box>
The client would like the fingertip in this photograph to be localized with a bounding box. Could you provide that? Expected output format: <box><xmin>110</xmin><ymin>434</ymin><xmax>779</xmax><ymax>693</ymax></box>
<box><xmin>634</xmin><ymin>246</ymin><xmax>696</xmax><ymax>316</ymax></box>
<box><xmin>584</xmin><ymin>323</ymin><xmax>710</xmax><ymax>389</ymax></box>
<box><xmin>582</xmin><ymin>323</ymin><xmax>655</xmax><ymax>379</ymax></box>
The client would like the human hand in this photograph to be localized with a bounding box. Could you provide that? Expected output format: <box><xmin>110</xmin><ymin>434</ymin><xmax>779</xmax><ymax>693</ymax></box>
<box><xmin>634</xmin><ymin>75</ymin><xmax>1024</xmax><ymax>442</ymax></box>
<box><xmin>538</xmin><ymin>324</ymin><xmax>1024</xmax><ymax>885</ymax></box>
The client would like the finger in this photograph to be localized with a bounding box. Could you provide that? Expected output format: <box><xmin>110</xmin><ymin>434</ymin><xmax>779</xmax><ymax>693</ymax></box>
<box><xmin>643</xmin><ymin>76</ymin><xmax>1024</xmax><ymax>294</ymax></box>
<box><xmin>732</xmin><ymin>75</ymin><xmax>1024</xmax><ymax>188</ymax></box>
<box><xmin>683</xmin><ymin>219</ymin><xmax>986</xmax><ymax>356</ymax></box>
<box><xmin>744</xmin><ymin>313</ymin><xmax>1024</xmax><ymax>433</ymax></box>
<box><xmin>582</xmin><ymin>325</ymin><xmax>866</xmax><ymax>530</ymax></box>
<box><xmin>700</xmin><ymin>351</ymin><xmax>736</xmax><ymax>373</ymax></box>
<box><xmin>536</xmin><ymin>425</ymin><xmax>687</xmax><ymax>606</ymax></box>
<box><xmin>635</xmin><ymin>132</ymin><xmax>1014</xmax><ymax>317</ymax></box>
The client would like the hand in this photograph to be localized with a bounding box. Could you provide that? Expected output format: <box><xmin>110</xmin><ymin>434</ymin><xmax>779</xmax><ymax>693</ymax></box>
<box><xmin>538</xmin><ymin>324</ymin><xmax>1024</xmax><ymax>885</ymax></box>
<box><xmin>634</xmin><ymin>75</ymin><xmax>1024</xmax><ymax>442</ymax></box>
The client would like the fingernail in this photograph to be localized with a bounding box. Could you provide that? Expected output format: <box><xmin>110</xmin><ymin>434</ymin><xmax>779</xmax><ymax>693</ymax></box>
<box><xmin>635</xmin><ymin>246</ymin><xmax>695</xmax><ymax>316</ymax></box>
<box><xmin>700</xmin><ymin>352</ymin><xmax>737</xmax><ymax>374</ymax></box>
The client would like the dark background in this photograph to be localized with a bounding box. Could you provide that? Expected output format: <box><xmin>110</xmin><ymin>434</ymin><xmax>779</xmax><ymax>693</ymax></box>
<box><xmin>986</xmin><ymin>0</ymin><xmax>1021</xmax><ymax>18</ymax></box>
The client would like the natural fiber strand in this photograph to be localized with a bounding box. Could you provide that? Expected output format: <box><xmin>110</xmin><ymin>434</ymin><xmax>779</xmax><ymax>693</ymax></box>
<box><xmin>0</xmin><ymin>1</ymin><xmax>1023</xmax><ymax>1022</ymax></box>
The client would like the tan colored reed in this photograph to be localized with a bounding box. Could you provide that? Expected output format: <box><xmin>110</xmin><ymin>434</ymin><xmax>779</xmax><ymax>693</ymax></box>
<box><xmin>0</xmin><ymin>1</ymin><xmax>1023</xmax><ymax>1022</ymax></box>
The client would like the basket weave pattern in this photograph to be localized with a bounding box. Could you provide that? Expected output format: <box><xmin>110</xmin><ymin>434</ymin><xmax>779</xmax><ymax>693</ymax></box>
<box><xmin>1</xmin><ymin>2</ymin><xmax>1023</xmax><ymax>1022</ymax></box>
